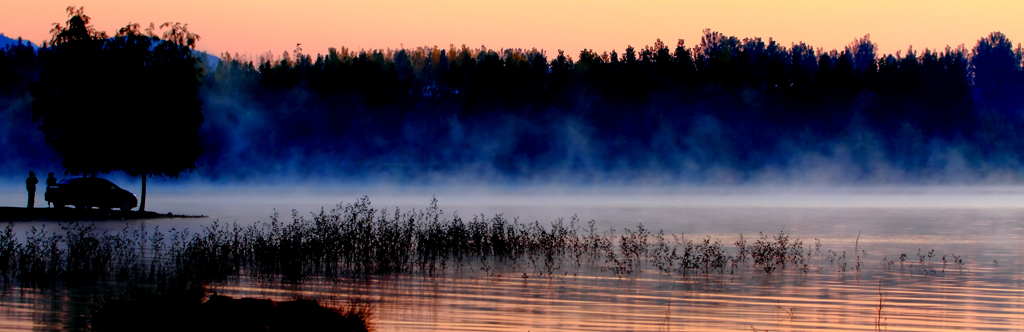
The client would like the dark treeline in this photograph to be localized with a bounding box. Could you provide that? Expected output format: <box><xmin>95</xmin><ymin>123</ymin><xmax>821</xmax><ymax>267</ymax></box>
<box><xmin>0</xmin><ymin>39</ymin><xmax>54</xmax><ymax>175</ymax></box>
<box><xmin>4</xmin><ymin>30</ymin><xmax>1024</xmax><ymax>184</ymax></box>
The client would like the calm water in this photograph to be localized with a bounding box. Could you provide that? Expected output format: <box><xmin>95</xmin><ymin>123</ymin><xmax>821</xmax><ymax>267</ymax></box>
<box><xmin>2</xmin><ymin>186</ymin><xmax>1024</xmax><ymax>331</ymax></box>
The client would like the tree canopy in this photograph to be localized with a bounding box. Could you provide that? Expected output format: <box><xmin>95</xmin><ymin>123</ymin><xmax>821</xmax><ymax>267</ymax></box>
<box><xmin>30</xmin><ymin>7</ymin><xmax>204</xmax><ymax>208</ymax></box>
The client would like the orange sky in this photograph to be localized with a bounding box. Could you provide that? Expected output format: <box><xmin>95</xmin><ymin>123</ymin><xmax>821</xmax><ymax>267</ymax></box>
<box><xmin>2</xmin><ymin>0</ymin><xmax>1022</xmax><ymax>61</ymax></box>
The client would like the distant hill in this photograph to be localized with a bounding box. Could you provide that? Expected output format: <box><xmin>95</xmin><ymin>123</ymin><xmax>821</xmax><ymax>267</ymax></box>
<box><xmin>0</xmin><ymin>33</ymin><xmax>38</xmax><ymax>49</ymax></box>
<box><xmin>0</xmin><ymin>33</ymin><xmax>218</xmax><ymax>67</ymax></box>
<box><xmin>196</xmin><ymin>51</ymin><xmax>220</xmax><ymax>69</ymax></box>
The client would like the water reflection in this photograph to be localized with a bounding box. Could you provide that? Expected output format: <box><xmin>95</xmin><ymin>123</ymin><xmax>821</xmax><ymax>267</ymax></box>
<box><xmin>200</xmin><ymin>264</ymin><xmax>1023</xmax><ymax>331</ymax></box>
<box><xmin>0</xmin><ymin>189</ymin><xmax>1022</xmax><ymax>331</ymax></box>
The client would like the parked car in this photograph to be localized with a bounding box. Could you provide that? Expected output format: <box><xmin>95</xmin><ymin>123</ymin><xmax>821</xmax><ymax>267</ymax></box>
<box><xmin>45</xmin><ymin>177</ymin><xmax>138</xmax><ymax>211</ymax></box>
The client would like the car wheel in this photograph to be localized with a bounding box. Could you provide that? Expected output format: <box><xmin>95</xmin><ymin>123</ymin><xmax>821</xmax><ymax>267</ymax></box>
<box><xmin>120</xmin><ymin>204</ymin><xmax>132</xmax><ymax>212</ymax></box>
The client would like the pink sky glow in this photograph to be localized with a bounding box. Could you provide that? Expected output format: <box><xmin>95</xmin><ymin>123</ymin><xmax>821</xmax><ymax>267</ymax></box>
<box><xmin>2</xmin><ymin>0</ymin><xmax>1022</xmax><ymax>61</ymax></box>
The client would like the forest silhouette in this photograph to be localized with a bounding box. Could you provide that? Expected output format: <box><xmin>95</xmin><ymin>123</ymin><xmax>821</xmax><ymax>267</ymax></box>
<box><xmin>2</xmin><ymin>22</ymin><xmax>1024</xmax><ymax>184</ymax></box>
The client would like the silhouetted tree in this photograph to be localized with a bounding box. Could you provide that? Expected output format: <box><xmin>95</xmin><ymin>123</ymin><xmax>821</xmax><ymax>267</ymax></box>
<box><xmin>30</xmin><ymin>7</ymin><xmax>204</xmax><ymax>211</ymax></box>
<box><xmin>972</xmin><ymin>32</ymin><xmax>1024</xmax><ymax>111</ymax></box>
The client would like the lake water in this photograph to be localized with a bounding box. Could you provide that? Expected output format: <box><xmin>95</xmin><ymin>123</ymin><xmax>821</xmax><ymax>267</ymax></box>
<box><xmin>1</xmin><ymin>185</ymin><xmax>1024</xmax><ymax>331</ymax></box>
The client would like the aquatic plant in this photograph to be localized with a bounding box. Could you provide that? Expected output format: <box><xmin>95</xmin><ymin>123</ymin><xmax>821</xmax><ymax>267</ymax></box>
<box><xmin>0</xmin><ymin>197</ymin><xmax>965</xmax><ymax>286</ymax></box>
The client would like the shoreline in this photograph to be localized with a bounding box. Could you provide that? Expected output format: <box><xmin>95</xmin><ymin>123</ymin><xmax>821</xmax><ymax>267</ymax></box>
<box><xmin>0</xmin><ymin>206</ymin><xmax>205</xmax><ymax>221</ymax></box>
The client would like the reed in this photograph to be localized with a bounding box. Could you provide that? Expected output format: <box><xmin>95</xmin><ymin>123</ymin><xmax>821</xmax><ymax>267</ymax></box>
<box><xmin>0</xmin><ymin>197</ymin><xmax>963</xmax><ymax>286</ymax></box>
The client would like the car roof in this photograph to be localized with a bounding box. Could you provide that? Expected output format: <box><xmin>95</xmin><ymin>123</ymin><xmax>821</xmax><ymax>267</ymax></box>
<box><xmin>59</xmin><ymin>177</ymin><xmax>116</xmax><ymax>185</ymax></box>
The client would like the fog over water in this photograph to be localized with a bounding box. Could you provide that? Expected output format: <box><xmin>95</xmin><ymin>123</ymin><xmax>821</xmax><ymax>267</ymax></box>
<box><xmin>4</xmin><ymin>182</ymin><xmax>1023</xmax><ymax>246</ymax></box>
<box><xmin>8</xmin><ymin>182</ymin><xmax>1024</xmax><ymax>215</ymax></box>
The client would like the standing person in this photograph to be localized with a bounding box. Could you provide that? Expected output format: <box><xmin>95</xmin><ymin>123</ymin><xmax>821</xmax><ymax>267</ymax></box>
<box><xmin>45</xmin><ymin>172</ymin><xmax>56</xmax><ymax>207</ymax></box>
<box><xmin>26</xmin><ymin>171</ymin><xmax>37</xmax><ymax>209</ymax></box>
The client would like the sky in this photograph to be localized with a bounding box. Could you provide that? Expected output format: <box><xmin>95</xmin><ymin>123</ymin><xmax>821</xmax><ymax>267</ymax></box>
<box><xmin>2</xmin><ymin>0</ymin><xmax>1022</xmax><ymax>62</ymax></box>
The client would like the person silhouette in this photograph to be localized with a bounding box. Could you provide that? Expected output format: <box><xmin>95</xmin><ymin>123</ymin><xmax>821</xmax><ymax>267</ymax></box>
<box><xmin>26</xmin><ymin>171</ymin><xmax>38</xmax><ymax>209</ymax></box>
<box><xmin>45</xmin><ymin>172</ymin><xmax>56</xmax><ymax>207</ymax></box>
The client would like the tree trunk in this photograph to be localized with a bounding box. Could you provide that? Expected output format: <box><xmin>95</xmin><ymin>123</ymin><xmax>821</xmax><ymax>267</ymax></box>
<box><xmin>139</xmin><ymin>175</ymin><xmax>147</xmax><ymax>212</ymax></box>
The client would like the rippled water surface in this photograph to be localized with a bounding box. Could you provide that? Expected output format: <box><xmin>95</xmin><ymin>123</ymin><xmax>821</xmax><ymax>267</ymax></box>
<box><xmin>2</xmin><ymin>186</ymin><xmax>1024</xmax><ymax>331</ymax></box>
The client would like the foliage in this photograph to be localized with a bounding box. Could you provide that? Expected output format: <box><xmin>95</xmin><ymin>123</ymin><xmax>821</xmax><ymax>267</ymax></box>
<box><xmin>29</xmin><ymin>7</ymin><xmax>204</xmax><ymax>179</ymax></box>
